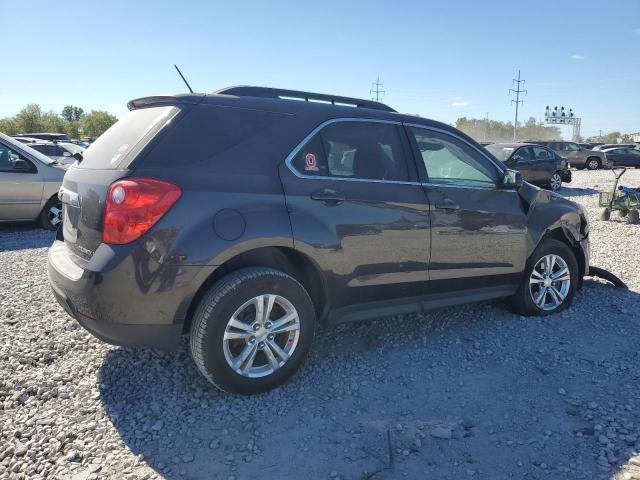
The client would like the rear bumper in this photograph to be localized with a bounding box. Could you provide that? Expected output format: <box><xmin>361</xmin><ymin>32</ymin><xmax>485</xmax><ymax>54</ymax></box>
<box><xmin>47</xmin><ymin>240</ymin><xmax>214</xmax><ymax>350</ymax></box>
<box><xmin>49</xmin><ymin>281</ymin><xmax>181</xmax><ymax>349</ymax></box>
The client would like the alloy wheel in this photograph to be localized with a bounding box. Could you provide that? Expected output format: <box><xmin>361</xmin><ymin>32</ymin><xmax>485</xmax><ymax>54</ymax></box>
<box><xmin>587</xmin><ymin>159</ymin><xmax>599</xmax><ymax>170</ymax></box>
<box><xmin>529</xmin><ymin>254</ymin><xmax>571</xmax><ymax>311</ymax></box>
<box><xmin>223</xmin><ymin>294</ymin><xmax>300</xmax><ymax>378</ymax></box>
<box><xmin>550</xmin><ymin>174</ymin><xmax>562</xmax><ymax>191</ymax></box>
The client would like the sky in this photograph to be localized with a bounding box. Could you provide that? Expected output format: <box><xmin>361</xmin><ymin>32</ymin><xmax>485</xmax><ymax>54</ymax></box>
<box><xmin>1</xmin><ymin>0</ymin><xmax>638</xmax><ymax>138</ymax></box>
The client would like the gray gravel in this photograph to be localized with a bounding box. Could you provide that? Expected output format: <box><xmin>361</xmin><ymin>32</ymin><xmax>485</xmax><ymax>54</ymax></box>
<box><xmin>1</xmin><ymin>169</ymin><xmax>640</xmax><ymax>480</ymax></box>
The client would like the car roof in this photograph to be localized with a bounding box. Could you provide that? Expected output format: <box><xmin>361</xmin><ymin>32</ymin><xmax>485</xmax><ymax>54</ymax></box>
<box><xmin>126</xmin><ymin>86</ymin><xmax>473</xmax><ymax>141</ymax></box>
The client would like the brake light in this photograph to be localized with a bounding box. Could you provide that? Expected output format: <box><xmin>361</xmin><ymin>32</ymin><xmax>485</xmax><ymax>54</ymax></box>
<box><xmin>103</xmin><ymin>178</ymin><xmax>182</xmax><ymax>244</ymax></box>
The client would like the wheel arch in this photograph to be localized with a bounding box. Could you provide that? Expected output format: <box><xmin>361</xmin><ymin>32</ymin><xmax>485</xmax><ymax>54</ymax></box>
<box><xmin>535</xmin><ymin>227</ymin><xmax>586</xmax><ymax>289</ymax></box>
<box><xmin>181</xmin><ymin>246</ymin><xmax>328</xmax><ymax>334</ymax></box>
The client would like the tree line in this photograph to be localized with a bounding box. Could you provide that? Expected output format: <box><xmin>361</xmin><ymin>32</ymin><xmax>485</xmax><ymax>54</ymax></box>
<box><xmin>455</xmin><ymin>117</ymin><xmax>562</xmax><ymax>143</ymax></box>
<box><xmin>0</xmin><ymin>104</ymin><xmax>118</xmax><ymax>139</ymax></box>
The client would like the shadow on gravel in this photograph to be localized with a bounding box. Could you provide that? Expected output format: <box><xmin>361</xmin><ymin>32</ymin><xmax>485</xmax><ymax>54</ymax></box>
<box><xmin>558</xmin><ymin>186</ymin><xmax>599</xmax><ymax>198</ymax></box>
<box><xmin>98</xmin><ymin>280</ymin><xmax>640</xmax><ymax>480</ymax></box>
<box><xmin>0</xmin><ymin>222</ymin><xmax>54</xmax><ymax>251</ymax></box>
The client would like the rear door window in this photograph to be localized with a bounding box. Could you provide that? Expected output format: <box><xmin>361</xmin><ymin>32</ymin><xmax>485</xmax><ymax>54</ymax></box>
<box><xmin>292</xmin><ymin>121</ymin><xmax>410</xmax><ymax>181</ymax></box>
<box><xmin>531</xmin><ymin>146</ymin><xmax>552</xmax><ymax>160</ymax></box>
<box><xmin>79</xmin><ymin>106</ymin><xmax>178</xmax><ymax>169</ymax></box>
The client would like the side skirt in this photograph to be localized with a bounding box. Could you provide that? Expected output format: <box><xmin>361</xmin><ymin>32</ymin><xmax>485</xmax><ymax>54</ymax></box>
<box><xmin>325</xmin><ymin>285</ymin><xmax>517</xmax><ymax>325</ymax></box>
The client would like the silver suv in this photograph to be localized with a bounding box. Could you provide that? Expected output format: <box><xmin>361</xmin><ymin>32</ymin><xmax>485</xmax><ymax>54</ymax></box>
<box><xmin>534</xmin><ymin>141</ymin><xmax>607</xmax><ymax>170</ymax></box>
<box><xmin>0</xmin><ymin>133</ymin><xmax>67</xmax><ymax>229</ymax></box>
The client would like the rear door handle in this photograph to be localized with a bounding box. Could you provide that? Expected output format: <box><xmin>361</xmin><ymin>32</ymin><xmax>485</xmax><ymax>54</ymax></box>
<box><xmin>310</xmin><ymin>189</ymin><xmax>346</xmax><ymax>205</ymax></box>
<box><xmin>434</xmin><ymin>199</ymin><xmax>460</xmax><ymax>210</ymax></box>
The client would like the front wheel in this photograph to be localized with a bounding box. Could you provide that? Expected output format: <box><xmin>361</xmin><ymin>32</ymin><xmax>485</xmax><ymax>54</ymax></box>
<box><xmin>548</xmin><ymin>172</ymin><xmax>562</xmax><ymax>191</ymax></box>
<box><xmin>190</xmin><ymin>267</ymin><xmax>316</xmax><ymax>395</ymax></box>
<box><xmin>507</xmin><ymin>239</ymin><xmax>578</xmax><ymax>316</ymax></box>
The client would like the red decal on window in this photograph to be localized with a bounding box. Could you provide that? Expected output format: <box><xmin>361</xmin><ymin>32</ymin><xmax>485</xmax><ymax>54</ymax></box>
<box><xmin>304</xmin><ymin>153</ymin><xmax>319</xmax><ymax>172</ymax></box>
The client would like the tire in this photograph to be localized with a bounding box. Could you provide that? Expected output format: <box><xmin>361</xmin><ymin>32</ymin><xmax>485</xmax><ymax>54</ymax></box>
<box><xmin>601</xmin><ymin>208</ymin><xmax>610</xmax><ymax>221</ymax></box>
<box><xmin>39</xmin><ymin>196</ymin><xmax>62</xmax><ymax>230</ymax></box>
<box><xmin>628</xmin><ymin>210</ymin><xmax>640</xmax><ymax>224</ymax></box>
<box><xmin>620</xmin><ymin>209</ymin><xmax>629</xmax><ymax>218</ymax></box>
<box><xmin>548</xmin><ymin>172</ymin><xmax>562</xmax><ymax>191</ymax></box>
<box><xmin>507</xmin><ymin>239</ymin><xmax>578</xmax><ymax>316</ymax></box>
<box><xmin>586</xmin><ymin>158</ymin><xmax>601</xmax><ymax>170</ymax></box>
<box><xmin>190</xmin><ymin>267</ymin><xmax>316</xmax><ymax>395</ymax></box>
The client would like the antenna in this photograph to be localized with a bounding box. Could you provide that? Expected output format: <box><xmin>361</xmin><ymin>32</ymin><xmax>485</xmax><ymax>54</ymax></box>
<box><xmin>174</xmin><ymin>65</ymin><xmax>194</xmax><ymax>93</ymax></box>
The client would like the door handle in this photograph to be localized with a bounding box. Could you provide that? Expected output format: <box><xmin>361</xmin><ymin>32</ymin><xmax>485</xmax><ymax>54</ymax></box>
<box><xmin>310</xmin><ymin>189</ymin><xmax>346</xmax><ymax>205</ymax></box>
<box><xmin>434</xmin><ymin>199</ymin><xmax>460</xmax><ymax>210</ymax></box>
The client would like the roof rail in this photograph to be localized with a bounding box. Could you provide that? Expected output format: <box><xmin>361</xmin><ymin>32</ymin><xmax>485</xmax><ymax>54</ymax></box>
<box><xmin>214</xmin><ymin>86</ymin><xmax>396</xmax><ymax>112</ymax></box>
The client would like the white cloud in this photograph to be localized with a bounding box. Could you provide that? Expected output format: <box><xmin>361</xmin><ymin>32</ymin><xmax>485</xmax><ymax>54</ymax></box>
<box><xmin>451</xmin><ymin>99</ymin><xmax>469</xmax><ymax>107</ymax></box>
<box><xmin>570</xmin><ymin>54</ymin><xmax>586</xmax><ymax>60</ymax></box>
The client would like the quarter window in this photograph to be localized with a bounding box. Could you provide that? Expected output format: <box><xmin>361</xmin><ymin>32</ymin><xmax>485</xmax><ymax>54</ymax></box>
<box><xmin>292</xmin><ymin>121</ymin><xmax>409</xmax><ymax>181</ymax></box>
<box><xmin>409</xmin><ymin>128</ymin><xmax>498</xmax><ymax>188</ymax></box>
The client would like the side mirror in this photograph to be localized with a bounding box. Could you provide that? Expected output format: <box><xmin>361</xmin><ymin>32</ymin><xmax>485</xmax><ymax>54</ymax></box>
<box><xmin>72</xmin><ymin>152</ymin><xmax>83</xmax><ymax>162</ymax></box>
<box><xmin>63</xmin><ymin>151</ymin><xmax>72</xmax><ymax>157</ymax></box>
<box><xmin>502</xmin><ymin>169</ymin><xmax>523</xmax><ymax>189</ymax></box>
<box><xmin>14</xmin><ymin>159</ymin><xmax>33</xmax><ymax>172</ymax></box>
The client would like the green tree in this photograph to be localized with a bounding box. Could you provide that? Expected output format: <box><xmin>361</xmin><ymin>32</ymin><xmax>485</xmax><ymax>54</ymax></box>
<box><xmin>61</xmin><ymin>105</ymin><xmax>84</xmax><ymax>123</ymax></box>
<box><xmin>14</xmin><ymin>104</ymin><xmax>44</xmax><ymax>133</ymax></box>
<box><xmin>0</xmin><ymin>117</ymin><xmax>19</xmax><ymax>135</ymax></box>
<box><xmin>80</xmin><ymin>111</ymin><xmax>117</xmax><ymax>138</ymax></box>
<box><xmin>41</xmin><ymin>111</ymin><xmax>66</xmax><ymax>133</ymax></box>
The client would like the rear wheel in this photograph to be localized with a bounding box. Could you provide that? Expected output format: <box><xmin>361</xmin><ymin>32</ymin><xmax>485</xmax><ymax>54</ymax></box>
<box><xmin>39</xmin><ymin>196</ymin><xmax>62</xmax><ymax>230</ymax></box>
<box><xmin>586</xmin><ymin>158</ymin><xmax>601</xmax><ymax>170</ymax></box>
<box><xmin>548</xmin><ymin>173</ymin><xmax>562</xmax><ymax>191</ymax></box>
<box><xmin>507</xmin><ymin>239</ymin><xmax>578</xmax><ymax>316</ymax></box>
<box><xmin>601</xmin><ymin>208</ymin><xmax>611</xmax><ymax>221</ymax></box>
<box><xmin>629</xmin><ymin>210</ymin><xmax>640</xmax><ymax>224</ymax></box>
<box><xmin>190</xmin><ymin>267</ymin><xmax>316</xmax><ymax>395</ymax></box>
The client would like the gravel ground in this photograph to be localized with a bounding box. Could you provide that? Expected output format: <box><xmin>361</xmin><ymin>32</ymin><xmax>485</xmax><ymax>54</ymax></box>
<box><xmin>1</xmin><ymin>169</ymin><xmax>640</xmax><ymax>480</ymax></box>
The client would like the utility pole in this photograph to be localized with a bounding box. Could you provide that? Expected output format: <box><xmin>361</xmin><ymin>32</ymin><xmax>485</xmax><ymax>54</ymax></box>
<box><xmin>370</xmin><ymin>76</ymin><xmax>385</xmax><ymax>102</ymax></box>
<box><xmin>484</xmin><ymin>112</ymin><xmax>489</xmax><ymax>142</ymax></box>
<box><xmin>509</xmin><ymin>70</ymin><xmax>527</xmax><ymax>141</ymax></box>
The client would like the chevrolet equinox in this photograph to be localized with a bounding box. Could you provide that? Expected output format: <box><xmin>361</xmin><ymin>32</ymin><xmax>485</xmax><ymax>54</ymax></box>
<box><xmin>48</xmin><ymin>87</ymin><xmax>591</xmax><ymax>394</ymax></box>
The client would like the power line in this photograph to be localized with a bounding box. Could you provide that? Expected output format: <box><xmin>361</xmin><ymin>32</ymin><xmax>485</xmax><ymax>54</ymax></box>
<box><xmin>370</xmin><ymin>76</ymin><xmax>385</xmax><ymax>102</ymax></box>
<box><xmin>508</xmin><ymin>70</ymin><xmax>527</xmax><ymax>141</ymax></box>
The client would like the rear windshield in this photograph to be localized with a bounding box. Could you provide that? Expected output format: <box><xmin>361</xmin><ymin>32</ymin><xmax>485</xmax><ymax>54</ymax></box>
<box><xmin>78</xmin><ymin>106</ymin><xmax>178</xmax><ymax>169</ymax></box>
<box><xmin>485</xmin><ymin>145</ymin><xmax>514</xmax><ymax>161</ymax></box>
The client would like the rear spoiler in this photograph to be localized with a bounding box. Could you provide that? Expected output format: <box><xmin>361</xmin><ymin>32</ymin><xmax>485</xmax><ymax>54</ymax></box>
<box><xmin>127</xmin><ymin>94</ymin><xmax>205</xmax><ymax>111</ymax></box>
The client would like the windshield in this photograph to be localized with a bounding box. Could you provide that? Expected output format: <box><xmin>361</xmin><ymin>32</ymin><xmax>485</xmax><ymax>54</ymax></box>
<box><xmin>485</xmin><ymin>145</ymin><xmax>514</xmax><ymax>162</ymax></box>
<box><xmin>0</xmin><ymin>132</ymin><xmax>56</xmax><ymax>164</ymax></box>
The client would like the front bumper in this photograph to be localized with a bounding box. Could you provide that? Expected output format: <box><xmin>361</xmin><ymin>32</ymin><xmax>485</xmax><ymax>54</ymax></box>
<box><xmin>560</xmin><ymin>169</ymin><xmax>572</xmax><ymax>183</ymax></box>
<box><xmin>47</xmin><ymin>240</ymin><xmax>214</xmax><ymax>350</ymax></box>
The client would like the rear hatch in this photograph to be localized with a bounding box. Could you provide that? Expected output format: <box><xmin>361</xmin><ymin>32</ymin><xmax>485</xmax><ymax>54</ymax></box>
<box><xmin>60</xmin><ymin>100</ymin><xmax>194</xmax><ymax>261</ymax></box>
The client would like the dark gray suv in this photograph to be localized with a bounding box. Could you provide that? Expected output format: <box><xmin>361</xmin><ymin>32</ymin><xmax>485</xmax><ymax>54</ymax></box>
<box><xmin>48</xmin><ymin>87</ymin><xmax>591</xmax><ymax>394</ymax></box>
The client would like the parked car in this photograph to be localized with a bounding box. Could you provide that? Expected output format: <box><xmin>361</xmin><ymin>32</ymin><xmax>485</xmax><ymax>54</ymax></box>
<box><xmin>592</xmin><ymin>143</ymin><xmax>637</xmax><ymax>151</ymax></box>
<box><xmin>28</xmin><ymin>141</ymin><xmax>85</xmax><ymax>165</ymax></box>
<box><xmin>602</xmin><ymin>147</ymin><xmax>640</xmax><ymax>168</ymax></box>
<box><xmin>13</xmin><ymin>132</ymin><xmax>70</xmax><ymax>142</ymax></box>
<box><xmin>485</xmin><ymin>143</ymin><xmax>571</xmax><ymax>191</ymax></box>
<box><xmin>0</xmin><ymin>133</ymin><xmax>66</xmax><ymax>229</ymax></box>
<box><xmin>48</xmin><ymin>87</ymin><xmax>591</xmax><ymax>394</ymax></box>
<box><xmin>12</xmin><ymin>136</ymin><xmax>40</xmax><ymax>144</ymax></box>
<box><xmin>531</xmin><ymin>141</ymin><xmax>606</xmax><ymax>170</ymax></box>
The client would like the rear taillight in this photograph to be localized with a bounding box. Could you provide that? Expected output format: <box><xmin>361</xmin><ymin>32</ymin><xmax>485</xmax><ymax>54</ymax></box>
<box><xmin>103</xmin><ymin>178</ymin><xmax>182</xmax><ymax>244</ymax></box>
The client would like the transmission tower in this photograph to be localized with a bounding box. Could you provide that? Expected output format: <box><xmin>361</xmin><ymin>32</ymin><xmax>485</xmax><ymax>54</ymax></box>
<box><xmin>509</xmin><ymin>70</ymin><xmax>527</xmax><ymax>141</ymax></box>
<box><xmin>370</xmin><ymin>76</ymin><xmax>385</xmax><ymax>102</ymax></box>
